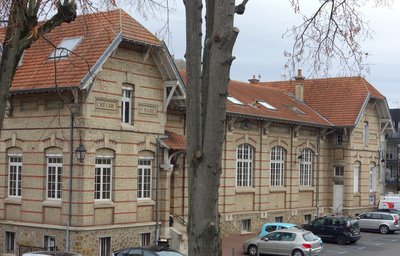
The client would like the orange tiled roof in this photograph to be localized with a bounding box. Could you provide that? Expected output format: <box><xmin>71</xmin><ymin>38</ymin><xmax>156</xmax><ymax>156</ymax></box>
<box><xmin>227</xmin><ymin>80</ymin><xmax>332</xmax><ymax>127</ymax></box>
<box><xmin>4</xmin><ymin>9</ymin><xmax>160</xmax><ymax>92</ymax></box>
<box><xmin>263</xmin><ymin>76</ymin><xmax>385</xmax><ymax>127</ymax></box>
<box><xmin>164</xmin><ymin>130</ymin><xmax>186</xmax><ymax>150</ymax></box>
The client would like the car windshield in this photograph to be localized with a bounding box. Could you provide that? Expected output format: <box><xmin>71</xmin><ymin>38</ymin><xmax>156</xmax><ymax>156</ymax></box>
<box><xmin>302</xmin><ymin>232</ymin><xmax>319</xmax><ymax>242</ymax></box>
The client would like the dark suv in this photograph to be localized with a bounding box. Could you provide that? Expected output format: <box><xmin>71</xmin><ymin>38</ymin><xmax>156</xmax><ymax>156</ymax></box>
<box><xmin>303</xmin><ymin>215</ymin><xmax>361</xmax><ymax>245</ymax></box>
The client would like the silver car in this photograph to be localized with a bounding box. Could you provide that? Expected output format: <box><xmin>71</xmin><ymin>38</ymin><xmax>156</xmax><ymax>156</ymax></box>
<box><xmin>242</xmin><ymin>228</ymin><xmax>323</xmax><ymax>256</ymax></box>
<box><xmin>357</xmin><ymin>211</ymin><xmax>400</xmax><ymax>234</ymax></box>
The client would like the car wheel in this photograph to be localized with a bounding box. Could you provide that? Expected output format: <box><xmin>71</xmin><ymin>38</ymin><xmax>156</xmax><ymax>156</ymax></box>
<box><xmin>336</xmin><ymin>234</ymin><xmax>347</xmax><ymax>245</ymax></box>
<box><xmin>247</xmin><ymin>244</ymin><xmax>258</xmax><ymax>256</ymax></box>
<box><xmin>379</xmin><ymin>225</ymin><xmax>390</xmax><ymax>234</ymax></box>
<box><xmin>292</xmin><ymin>249</ymin><xmax>305</xmax><ymax>256</ymax></box>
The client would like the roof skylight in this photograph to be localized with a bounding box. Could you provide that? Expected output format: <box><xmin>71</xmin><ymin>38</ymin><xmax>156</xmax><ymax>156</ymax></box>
<box><xmin>227</xmin><ymin>96</ymin><xmax>244</xmax><ymax>105</ymax></box>
<box><xmin>258</xmin><ymin>100</ymin><xmax>277</xmax><ymax>110</ymax></box>
<box><xmin>49</xmin><ymin>36</ymin><xmax>82</xmax><ymax>60</ymax></box>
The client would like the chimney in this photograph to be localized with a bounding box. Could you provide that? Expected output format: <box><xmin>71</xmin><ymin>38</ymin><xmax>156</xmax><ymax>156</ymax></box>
<box><xmin>248</xmin><ymin>74</ymin><xmax>260</xmax><ymax>84</ymax></box>
<box><xmin>294</xmin><ymin>69</ymin><xmax>305</xmax><ymax>102</ymax></box>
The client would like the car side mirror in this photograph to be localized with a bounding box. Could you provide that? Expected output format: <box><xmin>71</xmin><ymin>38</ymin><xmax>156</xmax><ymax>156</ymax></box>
<box><xmin>262</xmin><ymin>237</ymin><xmax>269</xmax><ymax>241</ymax></box>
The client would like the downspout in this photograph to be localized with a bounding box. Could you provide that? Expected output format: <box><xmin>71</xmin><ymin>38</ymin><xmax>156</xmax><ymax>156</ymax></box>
<box><xmin>316</xmin><ymin>129</ymin><xmax>321</xmax><ymax>218</ymax></box>
<box><xmin>290</xmin><ymin>126</ymin><xmax>294</xmax><ymax>210</ymax></box>
<box><xmin>66</xmin><ymin>112</ymin><xmax>74</xmax><ymax>253</ymax></box>
<box><xmin>155</xmin><ymin>135</ymin><xmax>161</xmax><ymax>244</ymax></box>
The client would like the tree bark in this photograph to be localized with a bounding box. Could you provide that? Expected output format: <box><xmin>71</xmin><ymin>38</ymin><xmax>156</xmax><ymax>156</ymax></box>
<box><xmin>0</xmin><ymin>0</ymin><xmax>77</xmax><ymax>132</ymax></box>
<box><xmin>185</xmin><ymin>0</ymin><xmax>239</xmax><ymax>255</ymax></box>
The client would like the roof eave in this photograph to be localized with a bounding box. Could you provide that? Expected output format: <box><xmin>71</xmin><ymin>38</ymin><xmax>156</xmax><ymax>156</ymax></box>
<box><xmin>354</xmin><ymin>92</ymin><xmax>371</xmax><ymax>126</ymax></box>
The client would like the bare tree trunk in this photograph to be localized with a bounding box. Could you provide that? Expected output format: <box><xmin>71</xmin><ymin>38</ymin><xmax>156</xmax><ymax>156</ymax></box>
<box><xmin>0</xmin><ymin>0</ymin><xmax>77</xmax><ymax>132</ymax></box>
<box><xmin>185</xmin><ymin>0</ymin><xmax>240</xmax><ymax>255</ymax></box>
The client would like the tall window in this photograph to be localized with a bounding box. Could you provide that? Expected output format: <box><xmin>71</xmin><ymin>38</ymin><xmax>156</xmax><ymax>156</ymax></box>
<box><xmin>138</xmin><ymin>159</ymin><xmax>152</xmax><ymax>199</ymax></box>
<box><xmin>5</xmin><ymin>231</ymin><xmax>15</xmax><ymax>253</ymax></box>
<box><xmin>47</xmin><ymin>156</ymin><xmax>63</xmax><ymax>199</ymax></box>
<box><xmin>236</xmin><ymin>144</ymin><xmax>253</xmax><ymax>187</ymax></box>
<box><xmin>121</xmin><ymin>85</ymin><xmax>133</xmax><ymax>124</ymax></box>
<box><xmin>8</xmin><ymin>155</ymin><xmax>22</xmax><ymax>197</ymax></box>
<box><xmin>270</xmin><ymin>147</ymin><xmax>285</xmax><ymax>186</ymax></box>
<box><xmin>370</xmin><ymin>162</ymin><xmax>376</xmax><ymax>192</ymax></box>
<box><xmin>354</xmin><ymin>162</ymin><xmax>360</xmax><ymax>193</ymax></box>
<box><xmin>336</xmin><ymin>131</ymin><xmax>343</xmax><ymax>145</ymax></box>
<box><xmin>363</xmin><ymin>122</ymin><xmax>369</xmax><ymax>147</ymax></box>
<box><xmin>95</xmin><ymin>158</ymin><xmax>112</xmax><ymax>200</ymax></box>
<box><xmin>44</xmin><ymin>236</ymin><xmax>56</xmax><ymax>251</ymax></box>
<box><xmin>334</xmin><ymin>166</ymin><xmax>344</xmax><ymax>177</ymax></box>
<box><xmin>299</xmin><ymin>149</ymin><xmax>312</xmax><ymax>186</ymax></box>
<box><xmin>99</xmin><ymin>237</ymin><xmax>111</xmax><ymax>256</ymax></box>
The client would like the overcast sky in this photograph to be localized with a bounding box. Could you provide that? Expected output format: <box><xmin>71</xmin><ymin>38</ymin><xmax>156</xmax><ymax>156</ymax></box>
<box><xmin>129</xmin><ymin>1</ymin><xmax>400</xmax><ymax>108</ymax></box>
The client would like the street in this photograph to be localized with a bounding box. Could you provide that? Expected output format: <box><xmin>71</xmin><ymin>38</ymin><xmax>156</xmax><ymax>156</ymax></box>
<box><xmin>222</xmin><ymin>231</ymin><xmax>400</xmax><ymax>256</ymax></box>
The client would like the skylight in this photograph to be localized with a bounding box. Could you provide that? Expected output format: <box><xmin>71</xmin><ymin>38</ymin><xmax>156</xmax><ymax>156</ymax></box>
<box><xmin>49</xmin><ymin>36</ymin><xmax>82</xmax><ymax>60</ymax></box>
<box><xmin>285</xmin><ymin>104</ymin><xmax>306</xmax><ymax>115</ymax></box>
<box><xmin>227</xmin><ymin>96</ymin><xmax>244</xmax><ymax>105</ymax></box>
<box><xmin>258</xmin><ymin>100</ymin><xmax>277</xmax><ymax>110</ymax></box>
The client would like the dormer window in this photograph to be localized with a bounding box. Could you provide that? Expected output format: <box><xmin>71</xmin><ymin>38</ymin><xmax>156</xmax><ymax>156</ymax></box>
<box><xmin>49</xmin><ymin>36</ymin><xmax>82</xmax><ymax>60</ymax></box>
<box><xmin>227</xmin><ymin>96</ymin><xmax>244</xmax><ymax>105</ymax></box>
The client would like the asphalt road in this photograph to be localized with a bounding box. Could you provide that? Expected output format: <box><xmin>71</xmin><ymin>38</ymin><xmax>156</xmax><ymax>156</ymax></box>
<box><xmin>223</xmin><ymin>231</ymin><xmax>400</xmax><ymax>256</ymax></box>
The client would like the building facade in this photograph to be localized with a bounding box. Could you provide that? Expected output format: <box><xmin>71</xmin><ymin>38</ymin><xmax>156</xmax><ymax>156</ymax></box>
<box><xmin>0</xmin><ymin>9</ymin><xmax>394</xmax><ymax>256</ymax></box>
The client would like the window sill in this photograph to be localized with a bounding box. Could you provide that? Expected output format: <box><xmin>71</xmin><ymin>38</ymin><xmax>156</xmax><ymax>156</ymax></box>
<box><xmin>42</xmin><ymin>199</ymin><xmax>62</xmax><ymax>208</ymax></box>
<box><xmin>94</xmin><ymin>200</ymin><xmax>115</xmax><ymax>209</ymax></box>
<box><xmin>299</xmin><ymin>186</ymin><xmax>315</xmax><ymax>192</ymax></box>
<box><xmin>137</xmin><ymin>199</ymin><xmax>155</xmax><ymax>206</ymax></box>
<box><xmin>5</xmin><ymin>197</ymin><xmax>22</xmax><ymax>205</ymax></box>
<box><xmin>120</xmin><ymin>123</ymin><xmax>136</xmax><ymax>131</ymax></box>
<box><xmin>235</xmin><ymin>187</ymin><xmax>256</xmax><ymax>194</ymax></box>
<box><xmin>269</xmin><ymin>186</ymin><xmax>288</xmax><ymax>192</ymax></box>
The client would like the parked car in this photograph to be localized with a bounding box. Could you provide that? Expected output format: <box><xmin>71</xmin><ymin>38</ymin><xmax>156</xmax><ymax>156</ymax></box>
<box><xmin>376</xmin><ymin>208</ymin><xmax>400</xmax><ymax>216</ymax></box>
<box><xmin>302</xmin><ymin>215</ymin><xmax>361</xmax><ymax>245</ymax></box>
<box><xmin>22</xmin><ymin>252</ymin><xmax>81</xmax><ymax>256</ymax></box>
<box><xmin>113</xmin><ymin>246</ymin><xmax>185</xmax><ymax>256</ymax></box>
<box><xmin>258</xmin><ymin>222</ymin><xmax>299</xmax><ymax>238</ymax></box>
<box><xmin>243</xmin><ymin>227</ymin><xmax>323</xmax><ymax>256</ymax></box>
<box><xmin>357</xmin><ymin>211</ymin><xmax>400</xmax><ymax>234</ymax></box>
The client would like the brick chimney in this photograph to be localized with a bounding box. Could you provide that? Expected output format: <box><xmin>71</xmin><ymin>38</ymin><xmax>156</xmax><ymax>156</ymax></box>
<box><xmin>248</xmin><ymin>75</ymin><xmax>260</xmax><ymax>84</ymax></box>
<box><xmin>294</xmin><ymin>69</ymin><xmax>305</xmax><ymax>102</ymax></box>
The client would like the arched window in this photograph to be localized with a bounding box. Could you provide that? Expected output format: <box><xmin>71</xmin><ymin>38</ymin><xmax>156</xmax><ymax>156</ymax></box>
<box><xmin>270</xmin><ymin>146</ymin><xmax>285</xmax><ymax>186</ymax></box>
<box><xmin>236</xmin><ymin>144</ymin><xmax>253</xmax><ymax>187</ymax></box>
<box><xmin>95</xmin><ymin>149</ymin><xmax>114</xmax><ymax>200</ymax></box>
<box><xmin>299</xmin><ymin>148</ymin><xmax>313</xmax><ymax>186</ymax></box>
<box><xmin>354</xmin><ymin>161</ymin><xmax>360</xmax><ymax>193</ymax></box>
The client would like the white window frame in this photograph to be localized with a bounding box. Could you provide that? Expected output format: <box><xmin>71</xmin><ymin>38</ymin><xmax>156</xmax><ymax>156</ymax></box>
<box><xmin>137</xmin><ymin>158</ymin><xmax>152</xmax><ymax>199</ymax></box>
<box><xmin>99</xmin><ymin>237</ymin><xmax>111</xmax><ymax>256</ymax></box>
<box><xmin>270</xmin><ymin>147</ymin><xmax>285</xmax><ymax>186</ymax></box>
<box><xmin>44</xmin><ymin>235</ymin><xmax>56</xmax><ymax>251</ymax></box>
<box><xmin>236</xmin><ymin>144</ymin><xmax>253</xmax><ymax>187</ymax></box>
<box><xmin>5</xmin><ymin>231</ymin><xmax>15</xmax><ymax>253</ymax></box>
<box><xmin>46</xmin><ymin>156</ymin><xmax>63</xmax><ymax>200</ymax></box>
<box><xmin>369</xmin><ymin>162</ymin><xmax>376</xmax><ymax>192</ymax></box>
<box><xmin>241</xmin><ymin>219</ymin><xmax>251</xmax><ymax>232</ymax></box>
<box><xmin>8</xmin><ymin>155</ymin><xmax>22</xmax><ymax>197</ymax></box>
<box><xmin>354</xmin><ymin>162</ymin><xmax>360</xmax><ymax>193</ymax></box>
<box><xmin>49</xmin><ymin>36</ymin><xmax>82</xmax><ymax>60</ymax></box>
<box><xmin>121</xmin><ymin>86</ymin><xmax>133</xmax><ymax>124</ymax></box>
<box><xmin>299</xmin><ymin>149</ymin><xmax>312</xmax><ymax>186</ymax></box>
<box><xmin>95</xmin><ymin>157</ymin><xmax>113</xmax><ymax>200</ymax></box>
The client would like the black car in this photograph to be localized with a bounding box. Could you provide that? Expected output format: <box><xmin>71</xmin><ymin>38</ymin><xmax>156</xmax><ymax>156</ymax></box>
<box><xmin>113</xmin><ymin>246</ymin><xmax>185</xmax><ymax>256</ymax></box>
<box><xmin>302</xmin><ymin>215</ymin><xmax>361</xmax><ymax>245</ymax></box>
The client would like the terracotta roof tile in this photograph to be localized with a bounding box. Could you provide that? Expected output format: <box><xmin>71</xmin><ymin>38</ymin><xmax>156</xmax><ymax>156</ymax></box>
<box><xmin>263</xmin><ymin>76</ymin><xmax>384</xmax><ymax>126</ymax></box>
<box><xmin>3</xmin><ymin>9</ymin><xmax>160</xmax><ymax>93</ymax></box>
<box><xmin>164</xmin><ymin>130</ymin><xmax>186</xmax><ymax>150</ymax></box>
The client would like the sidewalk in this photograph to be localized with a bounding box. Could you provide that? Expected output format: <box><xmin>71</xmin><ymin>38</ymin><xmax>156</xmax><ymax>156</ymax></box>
<box><xmin>222</xmin><ymin>233</ymin><xmax>255</xmax><ymax>256</ymax></box>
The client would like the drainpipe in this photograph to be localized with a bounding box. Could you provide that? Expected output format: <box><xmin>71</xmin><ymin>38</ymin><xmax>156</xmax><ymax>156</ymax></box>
<box><xmin>316</xmin><ymin>130</ymin><xmax>321</xmax><ymax>218</ymax></box>
<box><xmin>155</xmin><ymin>135</ymin><xmax>161</xmax><ymax>245</ymax></box>
<box><xmin>66</xmin><ymin>112</ymin><xmax>74</xmax><ymax>253</ymax></box>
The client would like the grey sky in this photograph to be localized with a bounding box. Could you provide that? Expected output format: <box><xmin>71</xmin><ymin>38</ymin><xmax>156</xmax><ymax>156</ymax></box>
<box><xmin>131</xmin><ymin>1</ymin><xmax>400</xmax><ymax>108</ymax></box>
